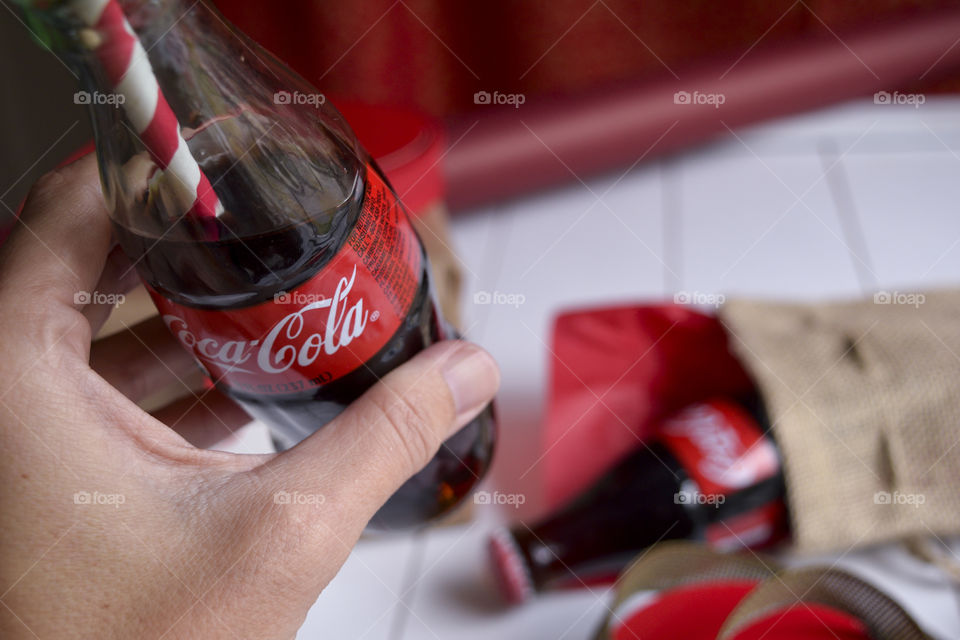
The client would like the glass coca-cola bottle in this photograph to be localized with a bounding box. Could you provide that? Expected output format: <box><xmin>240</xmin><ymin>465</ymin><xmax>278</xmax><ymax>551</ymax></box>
<box><xmin>26</xmin><ymin>0</ymin><xmax>495</xmax><ymax>530</ymax></box>
<box><xmin>489</xmin><ymin>398</ymin><xmax>787</xmax><ymax>603</ymax></box>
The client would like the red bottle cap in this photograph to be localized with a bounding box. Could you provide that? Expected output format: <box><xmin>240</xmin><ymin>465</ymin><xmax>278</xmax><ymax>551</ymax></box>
<box><xmin>334</xmin><ymin>101</ymin><xmax>446</xmax><ymax>217</ymax></box>
<box><xmin>488</xmin><ymin>527</ymin><xmax>535</xmax><ymax>605</ymax></box>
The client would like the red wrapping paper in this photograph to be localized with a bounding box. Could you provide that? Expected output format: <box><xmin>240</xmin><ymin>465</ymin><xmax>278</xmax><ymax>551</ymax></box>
<box><xmin>610</xmin><ymin>580</ymin><xmax>869</xmax><ymax>640</ymax></box>
<box><xmin>543</xmin><ymin>303</ymin><xmax>754</xmax><ymax>508</ymax></box>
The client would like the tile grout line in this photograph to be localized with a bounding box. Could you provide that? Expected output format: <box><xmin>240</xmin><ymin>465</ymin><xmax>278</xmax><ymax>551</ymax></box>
<box><xmin>471</xmin><ymin>206</ymin><xmax>513</xmax><ymax>344</ymax></box>
<box><xmin>660</xmin><ymin>159</ymin><xmax>683</xmax><ymax>295</ymax></box>
<box><xmin>817</xmin><ymin>137</ymin><xmax>877</xmax><ymax>294</ymax></box>
<box><xmin>387</xmin><ymin>530</ymin><xmax>429</xmax><ymax>640</ymax></box>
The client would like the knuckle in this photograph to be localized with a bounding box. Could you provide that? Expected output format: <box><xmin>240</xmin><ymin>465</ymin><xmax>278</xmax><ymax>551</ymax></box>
<box><xmin>24</xmin><ymin>160</ymin><xmax>104</xmax><ymax>225</ymax></box>
<box><xmin>367</xmin><ymin>385</ymin><xmax>449</xmax><ymax>471</ymax></box>
<box><xmin>25</xmin><ymin>168</ymin><xmax>70</xmax><ymax>209</ymax></box>
<box><xmin>33</xmin><ymin>167</ymin><xmax>69</xmax><ymax>194</ymax></box>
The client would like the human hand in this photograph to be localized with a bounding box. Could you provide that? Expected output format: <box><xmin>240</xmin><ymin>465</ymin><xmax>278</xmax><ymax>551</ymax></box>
<box><xmin>0</xmin><ymin>155</ymin><xmax>500</xmax><ymax>639</ymax></box>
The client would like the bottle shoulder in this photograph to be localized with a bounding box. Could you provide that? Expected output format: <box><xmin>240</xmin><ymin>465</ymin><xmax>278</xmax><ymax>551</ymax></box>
<box><xmin>122</xmin><ymin>165</ymin><xmax>364</xmax><ymax>310</ymax></box>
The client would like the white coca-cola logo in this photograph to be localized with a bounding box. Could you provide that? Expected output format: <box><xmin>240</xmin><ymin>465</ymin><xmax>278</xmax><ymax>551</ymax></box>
<box><xmin>163</xmin><ymin>266</ymin><xmax>370</xmax><ymax>375</ymax></box>
<box><xmin>661</xmin><ymin>404</ymin><xmax>777</xmax><ymax>490</ymax></box>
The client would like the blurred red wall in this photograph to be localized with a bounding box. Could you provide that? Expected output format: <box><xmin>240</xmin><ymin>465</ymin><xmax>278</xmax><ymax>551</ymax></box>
<box><xmin>216</xmin><ymin>0</ymin><xmax>960</xmax><ymax>117</ymax></box>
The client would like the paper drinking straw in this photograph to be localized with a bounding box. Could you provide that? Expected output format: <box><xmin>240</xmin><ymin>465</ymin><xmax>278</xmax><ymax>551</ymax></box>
<box><xmin>71</xmin><ymin>0</ymin><xmax>223</xmax><ymax>226</ymax></box>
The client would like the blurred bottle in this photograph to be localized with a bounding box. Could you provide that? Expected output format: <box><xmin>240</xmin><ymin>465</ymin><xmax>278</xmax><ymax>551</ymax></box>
<box><xmin>489</xmin><ymin>398</ymin><xmax>787</xmax><ymax>604</ymax></box>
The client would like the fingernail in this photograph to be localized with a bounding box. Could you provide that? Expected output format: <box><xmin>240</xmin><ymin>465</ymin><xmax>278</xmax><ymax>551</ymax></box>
<box><xmin>441</xmin><ymin>343</ymin><xmax>500</xmax><ymax>430</ymax></box>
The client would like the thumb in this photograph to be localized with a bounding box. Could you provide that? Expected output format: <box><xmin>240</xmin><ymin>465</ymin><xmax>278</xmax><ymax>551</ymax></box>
<box><xmin>265</xmin><ymin>339</ymin><xmax>499</xmax><ymax>530</ymax></box>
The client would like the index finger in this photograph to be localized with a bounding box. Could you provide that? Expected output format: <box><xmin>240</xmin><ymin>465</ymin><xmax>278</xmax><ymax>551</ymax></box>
<box><xmin>0</xmin><ymin>154</ymin><xmax>113</xmax><ymax>311</ymax></box>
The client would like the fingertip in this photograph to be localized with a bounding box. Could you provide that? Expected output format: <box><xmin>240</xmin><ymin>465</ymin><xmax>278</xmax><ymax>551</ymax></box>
<box><xmin>428</xmin><ymin>340</ymin><xmax>500</xmax><ymax>433</ymax></box>
<box><xmin>4</xmin><ymin>152</ymin><xmax>112</xmax><ymax>313</ymax></box>
<box><xmin>271</xmin><ymin>340</ymin><xmax>498</xmax><ymax>494</ymax></box>
<box><xmin>26</xmin><ymin>153</ymin><xmax>102</xmax><ymax>209</ymax></box>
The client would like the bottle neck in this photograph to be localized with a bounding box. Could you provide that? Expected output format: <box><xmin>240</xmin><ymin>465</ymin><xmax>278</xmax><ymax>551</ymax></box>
<box><xmin>28</xmin><ymin>0</ymin><xmax>217</xmax><ymax>74</ymax></box>
<box><xmin>509</xmin><ymin>400</ymin><xmax>788</xmax><ymax>591</ymax></box>
<box><xmin>512</xmin><ymin>444</ymin><xmax>696</xmax><ymax>590</ymax></box>
<box><xmin>116</xmin><ymin>0</ymin><xmax>210</xmax><ymax>48</ymax></box>
<box><xmin>28</xmin><ymin>0</ymin><xmax>364</xmax><ymax>239</ymax></box>
<box><xmin>74</xmin><ymin>0</ymin><xmax>247</xmax><ymax>128</ymax></box>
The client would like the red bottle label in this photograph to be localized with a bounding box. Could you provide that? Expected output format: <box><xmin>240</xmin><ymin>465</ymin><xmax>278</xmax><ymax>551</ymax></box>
<box><xmin>658</xmin><ymin>399</ymin><xmax>779</xmax><ymax>497</ymax></box>
<box><xmin>147</xmin><ymin>165</ymin><xmax>423</xmax><ymax>395</ymax></box>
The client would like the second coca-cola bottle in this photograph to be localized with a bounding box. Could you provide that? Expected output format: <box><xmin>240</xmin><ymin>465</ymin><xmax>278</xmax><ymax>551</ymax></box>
<box><xmin>38</xmin><ymin>0</ymin><xmax>495</xmax><ymax>530</ymax></box>
<box><xmin>489</xmin><ymin>398</ymin><xmax>786</xmax><ymax>603</ymax></box>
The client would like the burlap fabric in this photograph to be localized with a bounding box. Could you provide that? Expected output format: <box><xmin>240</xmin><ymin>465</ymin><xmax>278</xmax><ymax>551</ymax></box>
<box><xmin>719</xmin><ymin>291</ymin><xmax>960</xmax><ymax>553</ymax></box>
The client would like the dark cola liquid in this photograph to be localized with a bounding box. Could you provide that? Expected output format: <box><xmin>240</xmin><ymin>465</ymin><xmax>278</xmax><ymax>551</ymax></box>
<box><xmin>115</xmin><ymin>152</ymin><xmax>494</xmax><ymax>530</ymax></box>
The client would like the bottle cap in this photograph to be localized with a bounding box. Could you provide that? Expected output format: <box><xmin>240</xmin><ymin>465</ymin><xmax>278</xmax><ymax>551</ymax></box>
<box><xmin>488</xmin><ymin>527</ymin><xmax>534</xmax><ymax>605</ymax></box>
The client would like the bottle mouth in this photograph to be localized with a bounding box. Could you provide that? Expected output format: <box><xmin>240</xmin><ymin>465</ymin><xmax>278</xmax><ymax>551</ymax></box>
<box><xmin>488</xmin><ymin>527</ymin><xmax>535</xmax><ymax>605</ymax></box>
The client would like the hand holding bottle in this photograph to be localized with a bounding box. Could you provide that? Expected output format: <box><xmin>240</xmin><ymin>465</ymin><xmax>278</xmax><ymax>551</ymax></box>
<box><xmin>0</xmin><ymin>156</ymin><xmax>500</xmax><ymax>638</ymax></box>
<box><xmin>16</xmin><ymin>0</ymin><xmax>497</xmax><ymax>529</ymax></box>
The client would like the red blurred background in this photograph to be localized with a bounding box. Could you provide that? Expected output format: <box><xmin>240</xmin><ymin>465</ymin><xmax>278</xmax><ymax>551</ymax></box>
<box><xmin>3</xmin><ymin>0</ymin><xmax>960</xmax><ymax>217</ymax></box>
<box><xmin>216</xmin><ymin>0</ymin><xmax>960</xmax><ymax>118</ymax></box>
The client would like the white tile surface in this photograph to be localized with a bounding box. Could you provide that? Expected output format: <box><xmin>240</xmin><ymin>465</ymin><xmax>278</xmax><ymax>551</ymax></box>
<box><xmin>840</xmin><ymin>150</ymin><xmax>960</xmax><ymax>291</ymax></box>
<box><xmin>734</xmin><ymin>99</ymin><xmax>960</xmax><ymax>154</ymax></box>
<box><xmin>449</xmin><ymin>168</ymin><xmax>665</xmax><ymax>520</ymax></box>
<box><xmin>399</xmin><ymin>523</ymin><xmax>611</xmax><ymax>640</ymax></box>
<box><xmin>211</xmin><ymin>419</ymin><xmax>274</xmax><ymax>455</ymax></box>
<box><xmin>297</xmin><ymin>98</ymin><xmax>960</xmax><ymax>640</ymax></box>
<box><xmin>820</xmin><ymin>540</ymin><xmax>960</xmax><ymax>640</ymax></box>
<box><xmin>674</xmin><ymin>145</ymin><xmax>862</xmax><ymax>300</ymax></box>
<box><xmin>296</xmin><ymin>534</ymin><xmax>420</xmax><ymax>640</ymax></box>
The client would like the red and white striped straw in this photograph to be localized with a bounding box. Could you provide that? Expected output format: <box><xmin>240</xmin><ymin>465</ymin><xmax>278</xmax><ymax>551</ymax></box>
<box><xmin>71</xmin><ymin>0</ymin><xmax>223</xmax><ymax>225</ymax></box>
